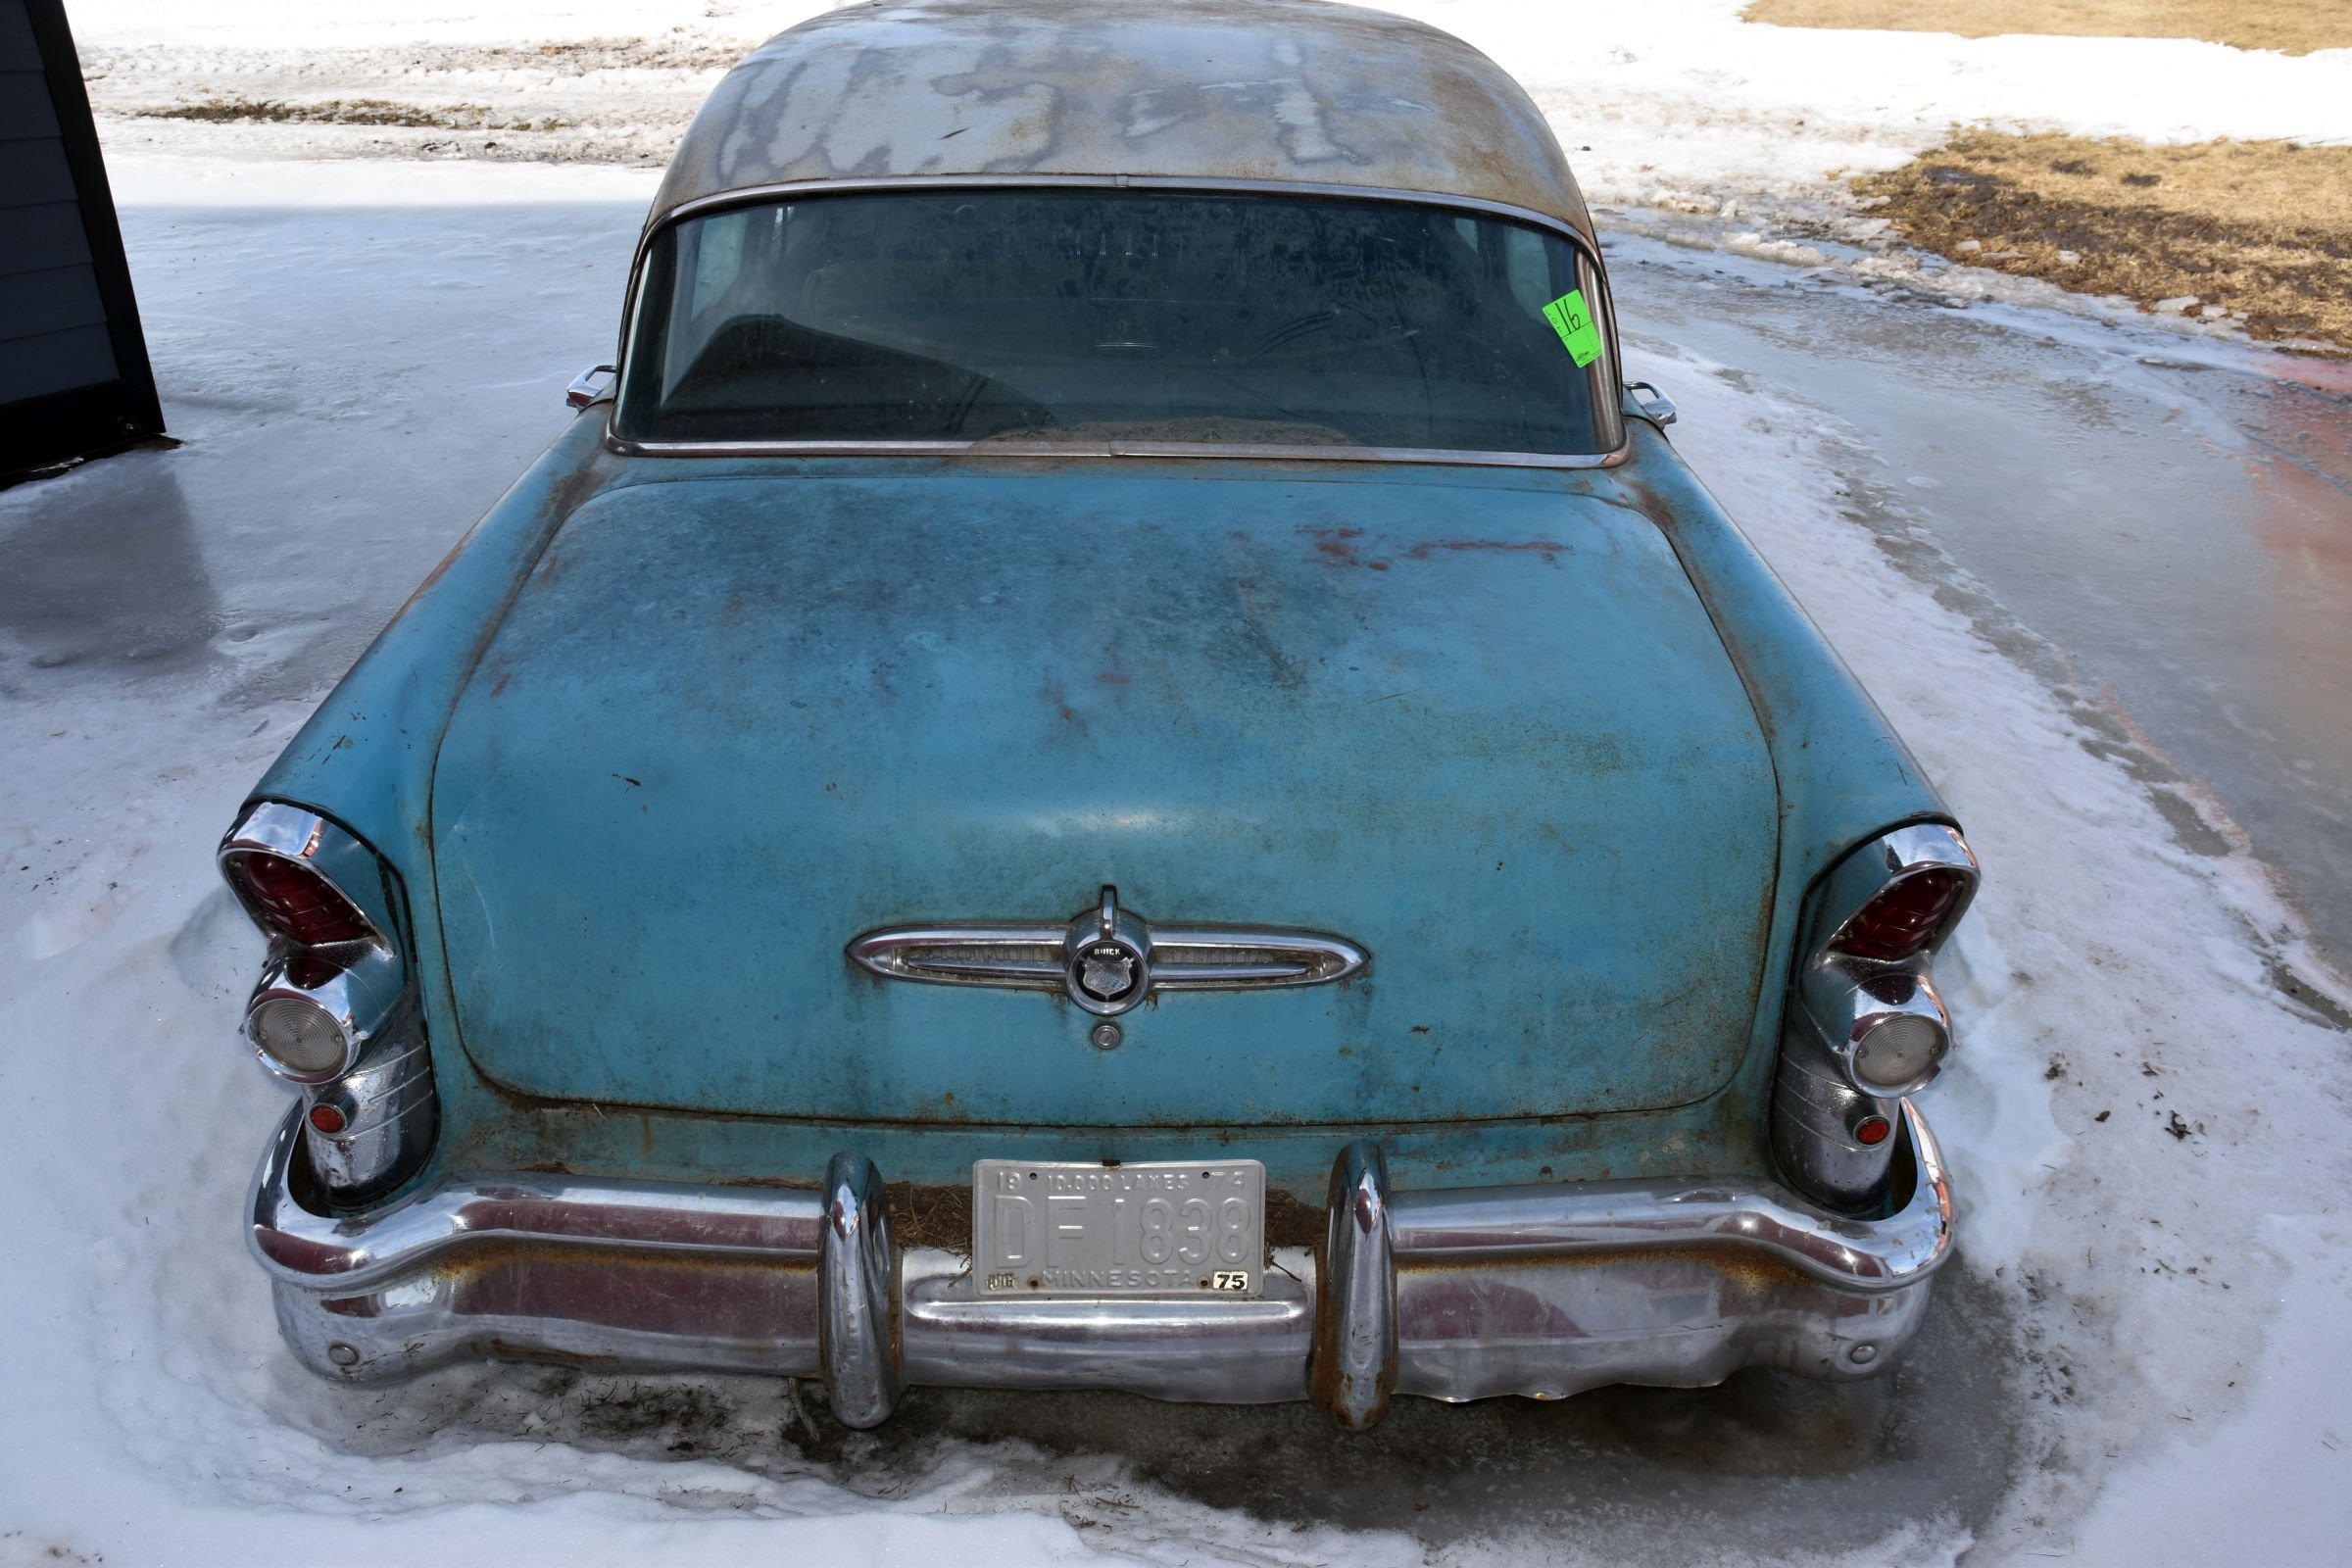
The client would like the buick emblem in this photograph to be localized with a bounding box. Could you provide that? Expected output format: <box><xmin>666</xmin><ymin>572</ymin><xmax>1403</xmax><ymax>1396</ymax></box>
<box><xmin>1078</xmin><ymin>945</ymin><xmax>1137</xmax><ymax>1003</ymax></box>
<box><xmin>1065</xmin><ymin>888</ymin><xmax>1152</xmax><ymax>1015</ymax></box>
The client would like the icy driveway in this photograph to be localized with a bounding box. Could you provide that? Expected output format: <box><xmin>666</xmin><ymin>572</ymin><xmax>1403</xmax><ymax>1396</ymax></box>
<box><xmin>2</xmin><ymin>156</ymin><xmax>2349</xmax><ymax>1565</ymax></box>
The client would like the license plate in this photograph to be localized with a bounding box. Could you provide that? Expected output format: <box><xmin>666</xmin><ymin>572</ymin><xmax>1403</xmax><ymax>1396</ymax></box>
<box><xmin>972</xmin><ymin>1157</ymin><xmax>1266</xmax><ymax>1298</ymax></box>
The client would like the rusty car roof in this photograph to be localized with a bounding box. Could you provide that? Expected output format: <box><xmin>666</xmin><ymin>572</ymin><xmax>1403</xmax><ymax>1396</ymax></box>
<box><xmin>647</xmin><ymin>0</ymin><xmax>1595</xmax><ymax>243</ymax></box>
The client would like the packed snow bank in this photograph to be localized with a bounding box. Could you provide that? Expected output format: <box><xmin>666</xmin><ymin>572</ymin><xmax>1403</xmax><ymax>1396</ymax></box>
<box><xmin>2</xmin><ymin>151</ymin><xmax>2348</xmax><ymax>1563</ymax></box>
<box><xmin>1639</xmin><ymin>328</ymin><xmax>2352</xmax><ymax>1560</ymax></box>
<box><xmin>1420</xmin><ymin>0</ymin><xmax>2352</xmax><ymax>206</ymax></box>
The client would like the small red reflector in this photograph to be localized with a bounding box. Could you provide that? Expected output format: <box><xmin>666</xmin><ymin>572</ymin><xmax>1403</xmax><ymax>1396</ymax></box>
<box><xmin>1833</xmin><ymin>869</ymin><xmax>1965</xmax><ymax>962</ymax></box>
<box><xmin>1853</xmin><ymin>1114</ymin><xmax>1892</xmax><ymax>1147</ymax></box>
<box><xmin>308</xmin><ymin>1102</ymin><xmax>348</xmax><ymax>1135</ymax></box>
<box><xmin>224</xmin><ymin>851</ymin><xmax>372</xmax><ymax>946</ymax></box>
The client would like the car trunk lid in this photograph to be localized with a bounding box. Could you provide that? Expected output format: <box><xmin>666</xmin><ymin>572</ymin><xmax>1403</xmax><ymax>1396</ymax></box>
<box><xmin>429</xmin><ymin>461</ymin><xmax>1778</xmax><ymax>1127</ymax></box>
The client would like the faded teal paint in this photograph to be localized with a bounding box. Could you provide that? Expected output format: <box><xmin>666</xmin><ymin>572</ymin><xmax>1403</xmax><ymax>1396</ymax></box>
<box><xmin>1613</xmin><ymin>411</ymin><xmax>1946</xmax><ymax>938</ymax></box>
<box><xmin>440</xmin><ymin>1092</ymin><xmax>1760</xmax><ymax>1201</ymax></box>
<box><xmin>428</xmin><ymin>464</ymin><xmax>1778</xmax><ymax>1128</ymax></box>
<box><xmin>249</xmin><ymin>414</ymin><xmax>1948</xmax><ymax>1195</ymax></box>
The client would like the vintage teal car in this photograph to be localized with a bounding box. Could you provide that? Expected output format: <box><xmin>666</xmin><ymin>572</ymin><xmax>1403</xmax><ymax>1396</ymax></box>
<box><xmin>222</xmin><ymin>0</ymin><xmax>1975</xmax><ymax>1431</ymax></box>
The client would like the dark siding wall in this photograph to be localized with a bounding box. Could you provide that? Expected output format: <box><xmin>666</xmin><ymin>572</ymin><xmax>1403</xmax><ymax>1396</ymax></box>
<box><xmin>1</xmin><ymin>0</ymin><xmax>160</xmax><ymax>475</ymax></box>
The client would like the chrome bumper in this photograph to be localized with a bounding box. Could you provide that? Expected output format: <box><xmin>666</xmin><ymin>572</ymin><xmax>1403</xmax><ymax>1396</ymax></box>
<box><xmin>249</xmin><ymin>1103</ymin><xmax>1954</xmax><ymax>1430</ymax></box>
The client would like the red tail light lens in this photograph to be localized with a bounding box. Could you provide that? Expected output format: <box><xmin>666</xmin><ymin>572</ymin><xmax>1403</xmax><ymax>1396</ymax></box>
<box><xmin>222</xmin><ymin>851</ymin><xmax>374</xmax><ymax>946</ymax></box>
<box><xmin>1831</xmin><ymin>868</ymin><xmax>1965</xmax><ymax>962</ymax></box>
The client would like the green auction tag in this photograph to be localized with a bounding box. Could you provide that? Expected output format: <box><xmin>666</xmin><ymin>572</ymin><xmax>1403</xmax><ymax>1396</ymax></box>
<box><xmin>1543</xmin><ymin>289</ymin><xmax>1603</xmax><ymax>368</ymax></box>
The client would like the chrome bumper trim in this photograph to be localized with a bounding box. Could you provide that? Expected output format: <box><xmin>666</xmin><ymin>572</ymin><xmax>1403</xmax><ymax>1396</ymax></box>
<box><xmin>250</xmin><ymin>1103</ymin><xmax>1954</xmax><ymax>1429</ymax></box>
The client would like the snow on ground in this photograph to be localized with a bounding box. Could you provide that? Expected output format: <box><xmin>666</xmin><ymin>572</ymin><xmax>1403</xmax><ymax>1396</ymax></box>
<box><xmin>0</xmin><ymin>145</ymin><xmax>2346</xmax><ymax>1564</ymax></box>
<box><xmin>1641</xmin><ymin>331</ymin><xmax>2352</xmax><ymax>1559</ymax></box>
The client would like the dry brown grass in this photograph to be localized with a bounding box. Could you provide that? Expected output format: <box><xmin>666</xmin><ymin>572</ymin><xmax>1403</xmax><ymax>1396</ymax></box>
<box><xmin>1744</xmin><ymin>0</ymin><xmax>2352</xmax><ymax>55</ymax></box>
<box><xmin>1856</xmin><ymin>131</ymin><xmax>2352</xmax><ymax>349</ymax></box>
<box><xmin>140</xmin><ymin>96</ymin><xmax>575</xmax><ymax>131</ymax></box>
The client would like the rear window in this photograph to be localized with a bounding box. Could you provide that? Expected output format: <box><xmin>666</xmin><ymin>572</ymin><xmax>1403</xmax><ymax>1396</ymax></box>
<box><xmin>614</xmin><ymin>187</ymin><xmax>1614</xmax><ymax>456</ymax></box>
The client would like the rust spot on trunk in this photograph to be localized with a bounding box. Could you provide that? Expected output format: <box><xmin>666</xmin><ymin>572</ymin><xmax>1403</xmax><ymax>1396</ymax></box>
<box><xmin>1042</xmin><ymin>678</ymin><xmax>1086</xmax><ymax>728</ymax></box>
<box><xmin>1401</xmin><ymin>539</ymin><xmax>1568</xmax><ymax>561</ymax></box>
<box><xmin>1303</xmin><ymin>525</ymin><xmax>1389</xmax><ymax>569</ymax></box>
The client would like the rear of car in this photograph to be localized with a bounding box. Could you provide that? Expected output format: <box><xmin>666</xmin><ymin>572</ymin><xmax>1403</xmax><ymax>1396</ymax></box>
<box><xmin>220</xmin><ymin>0</ymin><xmax>1976</xmax><ymax>1430</ymax></box>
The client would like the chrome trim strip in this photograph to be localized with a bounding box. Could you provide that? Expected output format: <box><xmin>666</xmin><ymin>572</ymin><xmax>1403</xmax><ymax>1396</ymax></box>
<box><xmin>853</xmin><ymin>925</ymin><xmax>1370</xmax><ymax>988</ymax></box>
<box><xmin>604</xmin><ymin>434</ymin><xmax>1631</xmax><ymax>471</ymax></box>
<box><xmin>1148</xmin><ymin>928</ymin><xmax>1369</xmax><ymax>986</ymax></box>
<box><xmin>899</xmin><ymin>1258</ymin><xmax>1314</xmax><ymax>1401</ymax></box>
<box><xmin>1389</xmin><ymin>1102</ymin><xmax>1953</xmax><ymax>1291</ymax></box>
<box><xmin>254</xmin><ymin>1104</ymin><xmax>1951</xmax><ymax>1415</ymax></box>
<box><xmin>305</xmin><ymin>1015</ymin><xmax>437</xmax><ymax>1203</ymax></box>
<box><xmin>848</xmin><ymin>921</ymin><xmax>1067</xmax><ymax>980</ymax></box>
<box><xmin>650</xmin><ymin>174</ymin><xmax>1609</xmax><ymax>249</ymax></box>
<box><xmin>847</xmin><ymin>888</ymin><xmax>1369</xmax><ymax>1018</ymax></box>
<box><xmin>252</xmin><ymin>1103</ymin><xmax>1953</xmax><ymax>1295</ymax></box>
<box><xmin>247</xmin><ymin>1109</ymin><xmax>826</xmax><ymax>1288</ymax></box>
<box><xmin>607</xmin><ymin>173</ymin><xmax>1629</xmax><ymax>470</ymax></box>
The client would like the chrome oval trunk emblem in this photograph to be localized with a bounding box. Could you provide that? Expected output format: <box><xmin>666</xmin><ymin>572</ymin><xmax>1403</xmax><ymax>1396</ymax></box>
<box><xmin>847</xmin><ymin>886</ymin><xmax>1367</xmax><ymax>1017</ymax></box>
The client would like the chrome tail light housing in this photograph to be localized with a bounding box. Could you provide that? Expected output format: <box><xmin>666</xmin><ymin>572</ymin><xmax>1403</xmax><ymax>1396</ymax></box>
<box><xmin>1771</xmin><ymin>823</ymin><xmax>1978</xmax><ymax>1211</ymax></box>
<box><xmin>219</xmin><ymin>803</ymin><xmax>438</xmax><ymax>1204</ymax></box>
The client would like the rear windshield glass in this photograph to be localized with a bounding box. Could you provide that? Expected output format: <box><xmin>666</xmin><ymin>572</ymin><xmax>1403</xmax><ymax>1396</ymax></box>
<box><xmin>615</xmin><ymin>188</ymin><xmax>1612</xmax><ymax>455</ymax></box>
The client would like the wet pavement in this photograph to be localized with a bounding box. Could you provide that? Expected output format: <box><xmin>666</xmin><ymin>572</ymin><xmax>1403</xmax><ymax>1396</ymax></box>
<box><xmin>1611</xmin><ymin>235</ymin><xmax>2352</xmax><ymax>971</ymax></box>
<box><xmin>296</xmin><ymin>1270</ymin><xmax>2025</xmax><ymax>1559</ymax></box>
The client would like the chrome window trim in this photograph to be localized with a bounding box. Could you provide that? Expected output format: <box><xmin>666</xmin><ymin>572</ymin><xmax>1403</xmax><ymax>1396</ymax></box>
<box><xmin>605</xmin><ymin>435</ymin><xmax>1630</xmax><ymax>470</ymax></box>
<box><xmin>607</xmin><ymin>174</ymin><xmax>1629</xmax><ymax>469</ymax></box>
